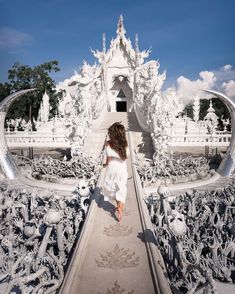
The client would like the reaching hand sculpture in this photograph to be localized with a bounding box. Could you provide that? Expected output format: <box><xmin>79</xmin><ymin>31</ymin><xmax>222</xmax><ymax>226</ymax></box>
<box><xmin>136</xmin><ymin>153</ymin><xmax>209</xmax><ymax>185</ymax></box>
<box><xmin>0</xmin><ymin>180</ymin><xmax>93</xmax><ymax>293</ymax></box>
<box><xmin>146</xmin><ymin>182</ymin><xmax>235</xmax><ymax>293</ymax></box>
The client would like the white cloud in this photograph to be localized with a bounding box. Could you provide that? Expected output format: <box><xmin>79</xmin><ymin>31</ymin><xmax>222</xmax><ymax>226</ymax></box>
<box><xmin>168</xmin><ymin>65</ymin><xmax>235</xmax><ymax>105</ymax></box>
<box><xmin>176</xmin><ymin>70</ymin><xmax>217</xmax><ymax>104</ymax></box>
<box><xmin>221</xmin><ymin>80</ymin><xmax>235</xmax><ymax>99</ymax></box>
<box><xmin>0</xmin><ymin>27</ymin><xmax>32</xmax><ymax>49</ymax></box>
<box><xmin>221</xmin><ymin>64</ymin><xmax>232</xmax><ymax>71</ymax></box>
<box><xmin>214</xmin><ymin>64</ymin><xmax>235</xmax><ymax>82</ymax></box>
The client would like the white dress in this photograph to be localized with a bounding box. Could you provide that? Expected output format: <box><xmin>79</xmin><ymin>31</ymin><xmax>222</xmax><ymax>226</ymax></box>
<box><xmin>104</xmin><ymin>145</ymin><xmax>128</xmax><ymax>204</ymax></box>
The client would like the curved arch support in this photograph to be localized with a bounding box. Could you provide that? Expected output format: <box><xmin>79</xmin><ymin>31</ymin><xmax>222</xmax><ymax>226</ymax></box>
<box><xmin>0</xmin><ymin>89</ymin><xmax>37</xmax><ymax>179</ymax></box>
<box><xmin>203</xmin><ymin>90</ymin><xmax>235</xmax><ymax>176</ymax></box>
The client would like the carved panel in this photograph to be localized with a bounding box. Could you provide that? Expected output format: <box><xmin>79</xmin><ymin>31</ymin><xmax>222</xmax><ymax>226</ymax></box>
<box><xmin>96</xmin><ymin>244</ymin><xmax>140</xmax><ymax>270</ymax></box>
<box><xmin>103</xmin><ymin>224</ymin><xmax>133</xmax><ymax>237</ymax></box>
<box><xmin>98</xmin><ymin>281</ymin><xmax>134</xmax><ymax>294</ymax></box>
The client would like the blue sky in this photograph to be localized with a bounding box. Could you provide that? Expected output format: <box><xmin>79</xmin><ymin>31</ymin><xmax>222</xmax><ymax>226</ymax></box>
<box><xmin>0</xmin><ymin>0</ymin><xmax>235</xmax><ymax>91</ymax></box>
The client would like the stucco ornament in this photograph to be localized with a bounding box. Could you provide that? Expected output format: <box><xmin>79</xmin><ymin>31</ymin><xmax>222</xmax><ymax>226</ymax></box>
<box><xmin>146</xmin><ymin>182</ymin><xmax>235</xmax><ymax>293</ymax></box>
<box><xmin>77</xmin><ymin>179</ymin><xmax>90</xmax><ymax>198</ymax></box>
<box><xmin>168</xmin><ymin>209</ymin><xmax>187</xmax><ymax>237</ymax></box>
<box><xmin>134</xmin><ymin>60</ymin><xmax>184</xmax><ymax>164</ymax></box>
<box><xmin>0</xmin><ymin>181</ymin><xmax>93</xmax><ymax>293</ymax></box>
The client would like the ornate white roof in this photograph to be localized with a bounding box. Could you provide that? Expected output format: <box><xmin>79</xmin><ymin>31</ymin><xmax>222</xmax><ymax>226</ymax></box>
<box><xmin>92</xmin><ymin>15</ymin><xmax>150</xmax><ymax>68</ymax></box>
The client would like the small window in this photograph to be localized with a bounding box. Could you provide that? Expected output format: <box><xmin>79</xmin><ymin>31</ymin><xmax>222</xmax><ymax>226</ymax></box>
<box><xmin>117</xmin><ymin>89</ymin><xmax>126</xmax><ymax>98</ymax></box>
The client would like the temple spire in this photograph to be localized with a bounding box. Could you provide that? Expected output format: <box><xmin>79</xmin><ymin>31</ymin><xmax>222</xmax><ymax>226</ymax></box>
<box><xmin>116</xmin><ymin>14</ymin><xmax>126</xmax><ymax>37</ymax></box>
<box><xmin>135</xmin><ymin>33</ymin><xmax>139</xmax><ymax>52</ymax></box>
<box><xmin>135</xmin><ymin>33</ymin><xmax>139</xmax><ymax>66</ymax></box>
<box><xmin>102</xmin><ymin>33</ymin><xmax>106</xmax><ymax>53</ymax></box>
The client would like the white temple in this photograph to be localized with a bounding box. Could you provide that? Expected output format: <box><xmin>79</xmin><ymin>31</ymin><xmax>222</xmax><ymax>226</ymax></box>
<box><xmin>57</xmin><ymin>15</ymin><xmax>150</xmax><ymax>115</ymax></box>
<box><xmin>5</xmin><ymin>15</ymin><xmax>231</xmax><ymax>152</ymax></box>
<box><xmin>54</xmin><ymin>16</ymin><xmax>183</xmax><ymax>140</ymax></box>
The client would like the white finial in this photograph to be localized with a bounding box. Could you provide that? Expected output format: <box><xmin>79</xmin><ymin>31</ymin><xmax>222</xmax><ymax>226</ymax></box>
<box><xmin>135</xmin><ymin>33</ymin><xmax>139</xmax><ymax>52</ymax></box>
<box><xmin>102</xmin><ymin>33</ymin><xmax>106</xmax><ymax>52</ymax></box>
<box><xmin>208</xmin><ymin>99</ymin><xmax>215</xmax><ymax>113</ymax></box>
<box><xmin>193</xmin><ymin>96</ymin><xmax>200</xmax><ymax>122</ymax></box>
<box><xmin>116</xmin><ymin>14</ymin><xmax>126</xmax><ymax>36</ymax></box>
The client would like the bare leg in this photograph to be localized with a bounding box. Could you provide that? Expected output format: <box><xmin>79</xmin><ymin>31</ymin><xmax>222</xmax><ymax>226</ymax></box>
<box><xmin>114</xmin><ymin>200</ymin><xmax>118</xmax><ymax>212</ymax></box>
<box><xmin>117</xmin><ymin>201</ymin><xmax>124</xmax><ymax>222</ymax></box>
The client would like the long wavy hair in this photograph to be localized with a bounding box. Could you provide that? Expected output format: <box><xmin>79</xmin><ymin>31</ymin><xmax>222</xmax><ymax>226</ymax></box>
<box><xmin>108</xmin><ymin>122</ymin><xmax>128</xmax><ymax>160</ymax></box>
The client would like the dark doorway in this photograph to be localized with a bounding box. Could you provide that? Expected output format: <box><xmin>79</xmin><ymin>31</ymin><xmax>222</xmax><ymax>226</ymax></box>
<box><xmin>116</xmin><ymin>101</ymin><xmax>127</xmax><ymax>112</ymax></box>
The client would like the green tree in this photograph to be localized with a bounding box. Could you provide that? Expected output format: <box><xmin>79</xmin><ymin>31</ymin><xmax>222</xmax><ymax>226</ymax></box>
<box><xmin>0</xmin><ymin>82</ymin><xmax>11</xmax><ymax>102</ymax></box>
<box><xmin>182</xmin><ymin>103</ymin><xmax>193</xmax><ymax>119</ymax></box>
<box><xmin>199</xmin><ymin>98</ymin><xmax>230</xmax><ymax>120</ymax></box>
<box><xmin>199</xmin><ymin>99</ymin><xmax>210</xmax><ymax>120</ymax></box>
<box><xmin>0</xmin><ymin>61</ymin><xmax>63</xmax><ymax>121</ymax></box>
<box><xmin>183</xmin><ymin>98</ymin><xmax>230</xmax><ymax>122</ymax></box>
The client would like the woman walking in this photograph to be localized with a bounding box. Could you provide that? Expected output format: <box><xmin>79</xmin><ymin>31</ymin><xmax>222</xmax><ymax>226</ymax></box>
<box><xmin>103</xmin><ymin>122</ymin><xmax>128</xmax><ymax>222</ymax></box>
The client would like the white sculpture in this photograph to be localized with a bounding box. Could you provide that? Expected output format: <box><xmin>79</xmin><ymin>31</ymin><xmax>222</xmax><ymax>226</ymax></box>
<box><xmin>37</xmin><ymin>91</ymin><xmax>50</xmax><ymax>123</ymax></box>
<box><xmin>193</xmin><ymin>96</ymin><xmax>200</xmax><ymax>122</ymax></box>
<box><xmin>77</xmin><ymin>179</ymin><xmax>90</xmax><ymax>198</ymax></box>
<box><xmin>168</xmin><ymin>209</ymin><xmax>187</xmax><ymax>236</ymax></box>
<box><xmin>204</xmin><ymin>99</ymin><xmax>219</xmax><ymax>134</ymax></box>
<box><xmin>0</xmin><ymin>181</ymin><xmax>91</xmax><ymax>293</ymax></box>
<box><xmin>149</xmin><ymin>182</ymin><xmax>235</xmax><ymax>293</ymax></box>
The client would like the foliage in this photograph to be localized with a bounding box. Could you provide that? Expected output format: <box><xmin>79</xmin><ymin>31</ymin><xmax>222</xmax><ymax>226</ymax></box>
<box><xmin>182</xmin><ymin>103</ymin><xmax>193</xmax><ymax>119</ymax></box>
<box><xmin>0</xmin><ymin>82</ymin><xmax>11</xmax><ymax>101</ymax></box>
<box><xmin>183</xmin><ymin>98</ymin><xmax>230</xmax><ymax>121</ymax></box>
<box><xmin>0</xmin><ymin>61</ymin><xmax>63</xmax><ymax>121</ymax></box>
<box><xmin>201</xmin><ymin>98</ymin><xmax>230</xmax><ymax>120</ymax></box>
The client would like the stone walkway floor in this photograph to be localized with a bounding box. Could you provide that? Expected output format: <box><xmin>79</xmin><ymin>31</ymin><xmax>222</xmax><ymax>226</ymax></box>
<box><xmin>59</xmin><ymin>113</ymin><xmax>171</xmax><ymax>293</ymax></box>
<box><xmin>60</xmin><ymin>156</ymin><xmax>158</xmax><ymax>294</ymax></box>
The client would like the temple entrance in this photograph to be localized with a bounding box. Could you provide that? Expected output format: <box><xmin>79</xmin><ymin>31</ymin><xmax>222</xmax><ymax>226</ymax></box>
<box><xmin>116</xmin><ymin>101</ymin><xmax>127</xmax><ymax>112</ymax></box>
<box><xmin>109</xmin><ymin>76</ymin><xmax>133</xmax><ymax>112</ymax></box>
<box><xmin>116</xmin><ymin>88</ymin><xmax>127</xmax><ymax>112</ymax></box>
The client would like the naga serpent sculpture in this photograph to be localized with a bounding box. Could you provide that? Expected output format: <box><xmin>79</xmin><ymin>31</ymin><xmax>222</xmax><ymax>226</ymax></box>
<box><xmin>0</xmin><ymin>89</ymin><xmax>37</xmax><ymax>179</ymax></box>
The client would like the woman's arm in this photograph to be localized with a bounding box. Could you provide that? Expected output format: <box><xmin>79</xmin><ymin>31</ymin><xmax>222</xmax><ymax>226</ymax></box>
<box><xmin>103</xmin><ymin>156</ymin><xmax>112</xmax><ymax>168</ymax></box>
<box><xmin>103</xmin><ymin>141</ymin><xmax>111</xmax><ymax>167</ymax></box>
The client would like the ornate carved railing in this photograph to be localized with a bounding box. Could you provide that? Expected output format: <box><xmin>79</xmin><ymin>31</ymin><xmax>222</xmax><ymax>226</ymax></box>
<box><xmin>6</xmin><ymin>132</ymin><xmax>70</xmax><ymax>148</ymax></box>
<box><xmin>5</xmin><ymin>131</ymin><xmax>231</xmax><ymax>148</ymax></box>
<box><xmin>170</xmin><ymin>133</ymin><xmax>231</xmax><ymax>146</ymax></box>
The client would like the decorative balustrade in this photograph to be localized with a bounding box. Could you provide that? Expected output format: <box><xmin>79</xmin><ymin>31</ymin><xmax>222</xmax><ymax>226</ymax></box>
<box><xmin>170</xmin><ymin>133</ymin><xmax>231</xmax><ymax>146</ymax></box>
<box><xmin>5</xmin><ymin>131</ymin><xmax>232</xmax><ymax>149</ymax></box>
<box><xmin>5</xmin><ymin>132</ymin><xmax>70</xmax><ymax>148</ymax></box>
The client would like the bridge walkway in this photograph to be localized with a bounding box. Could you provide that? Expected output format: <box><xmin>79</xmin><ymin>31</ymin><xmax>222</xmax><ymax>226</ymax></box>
<box><xmin>59</xmin><ymin>112</ymin><xmax>171</xmax><ymax>294</ymax></box>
